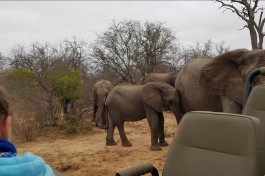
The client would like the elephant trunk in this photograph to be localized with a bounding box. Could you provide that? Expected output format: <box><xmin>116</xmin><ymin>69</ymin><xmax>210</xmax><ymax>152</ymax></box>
<box><xmin>96</xmin><ymin>94</ymin><xmax>107</xmax><ymax>129</ymax></box>
<box><xmin>169</xmin><ymin>105</ymin><xmax>181</xmax><ymax>124</ymax></box>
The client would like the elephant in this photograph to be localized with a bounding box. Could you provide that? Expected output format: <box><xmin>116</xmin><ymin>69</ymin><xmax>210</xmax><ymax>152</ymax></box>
<box><xmin>92</xmin><ymin>79</ymin><xmax>113</xmax><ymax>129</ymax></box>
<box><xmin>142</xmin><ymin>71</ymin><xmax>179</xmax><ymax>86</ymax></box>
<box><xmin>175</xmin><ymin>48</ymin><xmax>265</xmax><ymax>118</ymax></box>
<box><xmin>105</xmin><ymin>82</ymin><xmax>181</xmax><ymax>151</ymax></box>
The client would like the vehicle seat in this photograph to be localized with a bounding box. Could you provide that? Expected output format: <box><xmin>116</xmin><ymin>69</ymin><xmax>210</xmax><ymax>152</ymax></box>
<box><xmin>243</xmin><ymin>84</ymin><xmax>265</xmax><ymax>176</ymax></box>
<box><xmin>116</xmin><ymin>111</ymin><xmax>261</xmax><ymax>176</ymax></box>
<box><xmin>162</xmin><ymin>111</ymin><xmax>261</xmax><ymax>176</ymax></box>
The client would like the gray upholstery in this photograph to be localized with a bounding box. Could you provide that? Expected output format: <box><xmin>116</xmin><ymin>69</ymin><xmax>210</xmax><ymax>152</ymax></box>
<box><xmin>243</xmin><ymin>84</ymin><xmax>265</xmax><ymax>176</ymax></box>
<box><xmin>162</xmin><ymin>111</ymin><xmax>261</xmax><ymax>176</ymax></box>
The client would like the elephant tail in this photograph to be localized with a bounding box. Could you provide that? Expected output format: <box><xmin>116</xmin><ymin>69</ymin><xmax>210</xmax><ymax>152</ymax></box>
<box><xmin>105</xmin><ymin>102</ymin><xmax>109</xmax><ymax>132</ymax></box>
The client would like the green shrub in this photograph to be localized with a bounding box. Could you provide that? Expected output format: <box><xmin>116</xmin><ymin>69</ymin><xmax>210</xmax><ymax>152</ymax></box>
<box><xmin>64</xmin><ymin>125</ymin><xmax>77</xmax><ymax>134</ymax></box>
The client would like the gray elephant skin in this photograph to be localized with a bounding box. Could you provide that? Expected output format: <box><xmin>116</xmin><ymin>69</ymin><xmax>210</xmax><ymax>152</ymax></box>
<box><xmin>142</xmin><ymin>72</ymin><xmax>178</xmax><ymax>86</ymax></box>
<box><xmin>175</xmin><ymin>48</ymin><xmax>265</xmax><ymax>117</ymax></box>
<box><xmin>92</xmin><ymin>79</ymin><xmax>113</xmax><ymax>129</ymax></box>
<box><xmin>105</xmin><ymin>82</ymin><xmax>181</xmax><ymax>151</ymax></box>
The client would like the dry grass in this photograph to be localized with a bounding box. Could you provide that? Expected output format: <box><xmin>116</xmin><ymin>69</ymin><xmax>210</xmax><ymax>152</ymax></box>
<box><xmin>14</xmin><ymin>112</ymin><xmax>178</xmax><ymax>176</ymax></box>
<box><xmin>12</xmin><ymin>112</ymin><xmax>40</xmax><ymax>141</ymax></box>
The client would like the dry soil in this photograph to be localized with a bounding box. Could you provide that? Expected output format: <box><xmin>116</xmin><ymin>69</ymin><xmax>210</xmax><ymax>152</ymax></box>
<box><xmin>14</xmin><ymin>112</ymin><xmax>178</xmax><ymax>176</ymax></box>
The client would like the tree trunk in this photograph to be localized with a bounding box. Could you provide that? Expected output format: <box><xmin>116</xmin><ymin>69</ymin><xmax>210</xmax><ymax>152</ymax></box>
<box><xmin>249</xmin><ymin>24</ymin><xmax>259</xmax><ymax>49</ymax></box>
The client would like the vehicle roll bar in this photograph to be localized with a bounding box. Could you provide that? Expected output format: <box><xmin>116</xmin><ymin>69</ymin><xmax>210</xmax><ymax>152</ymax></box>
<box><xmin>243</xmin><ymin>67</ymin><xmax>265</xmax><ymax>106</ymax></box>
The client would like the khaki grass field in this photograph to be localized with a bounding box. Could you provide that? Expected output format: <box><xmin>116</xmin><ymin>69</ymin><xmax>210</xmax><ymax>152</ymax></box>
<box><xmin>13</xmin><ymin>112</ymin><xmax>178</xmax><ymax>176</ymax></box>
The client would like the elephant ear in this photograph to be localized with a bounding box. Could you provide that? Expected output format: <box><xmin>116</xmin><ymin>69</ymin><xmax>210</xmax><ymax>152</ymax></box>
<box><xmin>199</xmin><ymin>49</ymin><xmax>248</xmax><ymax>104</ymax></box>
<box><xmin>141</xmin><ymin>83</ymin><xmax>163</xmax><ymax>112</ymax></box>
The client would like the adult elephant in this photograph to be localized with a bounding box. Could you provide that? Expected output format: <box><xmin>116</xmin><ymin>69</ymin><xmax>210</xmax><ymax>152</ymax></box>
<box><xmin>142</xmin><ymin>71</ymin><xmax>178</xmax><ymax>86</ymax></box>
<box><xmin>105</xmin><ymin>82</ymin><xmax>181</xmax><ymax>151</ymax></box>
<box><xmin>92</xmin><ymin>79</ymin><xmax>113</xmax><ymax>129</ymax></box>
<box><xmin>175</xmin><ymin>48</ymin><xmax>265</xmax><ymax>117</ymax></box>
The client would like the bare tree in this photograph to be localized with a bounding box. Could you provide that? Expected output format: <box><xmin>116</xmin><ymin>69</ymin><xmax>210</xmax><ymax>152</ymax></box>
<box><xmin>215</xmin><ymin>40</ymin><xmax>231</xmax><ymax>54</ymax></box>
<box><xmin>187</xmin><ymin>39</ymin><xmax>215</xmax><ymax>59</ymax></box>
<box><xmin>177</xmin><ymin>39</ymin><xmax>230</xmax><ymax>64</ymax></box>
<box><xmin>216</xmin><ymin>0</ymin><xmax>265</xmax><ymax>49</ymax></box>
<box><xmin>90</xmin><ymin>20</ymin><xmax>179</xmax><ymax>84</ymax></box>
<box><xmin>139</xmin><ymin>21</ymin><xmax>179</xmax><ymax>74</ymax></box>
<box><xmin>91</xmin><ymin>20</ymin><xmax>141</xmax><ymax>83</ymax></box>
<box><xmin>59</xmin><ymin>37</ymin><xmax>89</xmax><ymax>71</ymax></box>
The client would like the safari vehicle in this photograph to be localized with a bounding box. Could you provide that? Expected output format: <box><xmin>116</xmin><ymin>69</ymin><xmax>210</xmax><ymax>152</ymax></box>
<box><xmin>115</xmin><ymin>67</ymin><xmax>265</xmax><ymax>176</ymax></box>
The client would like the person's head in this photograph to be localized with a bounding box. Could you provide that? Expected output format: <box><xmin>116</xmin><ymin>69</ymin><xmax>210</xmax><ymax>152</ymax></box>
<box><xmin>0</xmin><ymin>86</ymin><xmax>12</xmax><ymax>141</ymax></box>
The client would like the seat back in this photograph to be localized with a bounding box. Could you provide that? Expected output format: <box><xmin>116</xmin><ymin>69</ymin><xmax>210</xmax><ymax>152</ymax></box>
<box><xmin>162</xmin><ymin>111</ymin><xmax>261</xmax><ymax>176</ymax></box>
<box><xmin>243</xmin><ymin>84</ymin><xmax>265</xmax><ymax>176</ymax></box>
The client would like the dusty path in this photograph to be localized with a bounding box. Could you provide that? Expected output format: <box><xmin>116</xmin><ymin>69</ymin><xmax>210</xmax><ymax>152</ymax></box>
<box><xmin>14</xmin><ymin>112</ymin><xmax>178</xmax><ymax>176</ymax></box>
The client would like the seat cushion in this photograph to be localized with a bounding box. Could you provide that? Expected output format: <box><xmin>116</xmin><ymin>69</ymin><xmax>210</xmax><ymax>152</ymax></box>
<box><xmin>162</xmin><ymin>111</ymin><xmax>261</xmax><ymax>176</ymax></box>
<box><xmin>243</xmin><ymin>84</ymin><xmax>265</xmax><ymax>176</ymax></box>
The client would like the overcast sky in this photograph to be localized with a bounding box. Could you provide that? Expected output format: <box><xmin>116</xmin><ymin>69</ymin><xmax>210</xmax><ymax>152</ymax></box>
<box><xmin>1</xmin><ymin>1</ymin><xmax>264</xmax><ymax>55</ymax></box>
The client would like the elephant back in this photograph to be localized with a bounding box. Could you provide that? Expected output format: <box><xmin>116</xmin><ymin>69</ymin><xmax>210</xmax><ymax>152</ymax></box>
<box><xmin>142</xmin><ymin>72</ymin><xmax>178</xmax><ymax>86</ymax></box>
<box><xmin>106</xmin><ymin>84</ymin><xmax>143</xmax><ymax>107</ymax></box>
<box><xmin>106</xmin><ymin>84</ymin><xmax>146</xmax><ymax>120</ymax></box>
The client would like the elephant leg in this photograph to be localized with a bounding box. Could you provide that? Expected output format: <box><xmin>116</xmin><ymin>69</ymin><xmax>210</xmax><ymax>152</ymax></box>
<box><xmin>96</xmin><ymin>103</ymin><xmax>106</xmax><ymax>129</ymax></box>
<box><xmin>96</xmin><ymin>96</ymin><xmax>107</xmax><ymax>129</ymax></box>
<box><xmin>95</xmin><ymin>107</ymin><xmax>101</xmax><ymax>127</ymax></box>
<box><xmin>96</xmin><ymin>104</ymin><xmax>106</xmax><ymax>129</ymax></box>
<box><xmin>158</xmin><ymin>112</ymin><xmax>168</xmax><ymax>147</ymax></box>
<box><xmin>106</xmin><ymin>116</ymin><xmax>117</xmax><ymax>146</ymax></box>
<box><xmin>221</xmin><ymin>96</ymin><xmax>242</xmax><ymax>114</ymax></box>
<box><xmin>146</xmin><ymin>108</ymin><xmax>160</xmax><ymax>151</ymax></box>
<box><xmin>92</xmin><ymin>103</ymin><xmax>98</xmax><ymax>122</ymax></box>
<box><xmin>116</xmin><ymin>120</ymin><xmax>132</xmax><ymax>147</ymax></box>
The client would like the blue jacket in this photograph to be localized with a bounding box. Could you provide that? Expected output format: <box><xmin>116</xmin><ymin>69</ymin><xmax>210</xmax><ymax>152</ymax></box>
<box><xmin>0</xmin><ymin>139</ymin><xmax>54</xmax><ymax>176</ymax></box>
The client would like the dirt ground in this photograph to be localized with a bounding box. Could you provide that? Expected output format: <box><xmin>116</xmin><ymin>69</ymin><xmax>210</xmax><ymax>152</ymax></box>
<box><xmin>14</xmin><ymin>112</ymin><xmax>178</xmax><ymax>176</ymax></box>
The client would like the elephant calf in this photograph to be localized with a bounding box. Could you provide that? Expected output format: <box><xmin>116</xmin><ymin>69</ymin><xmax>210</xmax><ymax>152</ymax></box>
<box><xmin>105</xmin><ymin>82</ymin><xmax>181</xmax><ymax>151</ymax></box>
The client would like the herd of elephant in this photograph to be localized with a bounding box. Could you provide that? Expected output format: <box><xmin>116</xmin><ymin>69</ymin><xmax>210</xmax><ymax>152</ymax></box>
<box><xmin>92</xmin><ymin>48</ymin><xmax>265</xmax><ymax>151</ymax></box>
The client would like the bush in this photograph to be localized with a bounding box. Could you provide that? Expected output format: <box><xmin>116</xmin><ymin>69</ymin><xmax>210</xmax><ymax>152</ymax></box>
<box><xmin>64</xmin><ymin>125</ymin><xmax>77</xmax><ymax>134</ymax></box>
<box><xmin>62</xmin><ymin>114</ymin><xmax>78</xmax><ymax>134</ymax></box>
<box><xmin>59</xmin><ymin>114</ymin><xmax>93</xmax><ymax>134</ymax></box>
<box><xmin>12</xmin><ymin>112</ymin><xmax>39</xmax><ymax>141</ymax></box>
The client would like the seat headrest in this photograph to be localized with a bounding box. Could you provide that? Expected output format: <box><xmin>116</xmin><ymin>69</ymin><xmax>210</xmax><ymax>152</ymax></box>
<box><xmin>243</xmin><ymin>85</ymin><xmax>265</xmax><ymax>117</ymax></box>
<box><xmin>163</xmin><ymin>111</ymin><xmax>261</xmax><ymax>176</ymax></box>
<box><xmin>176</xmin><ymin>111</ymin><xmax>260</xmax><ymax>155</ymax></box>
